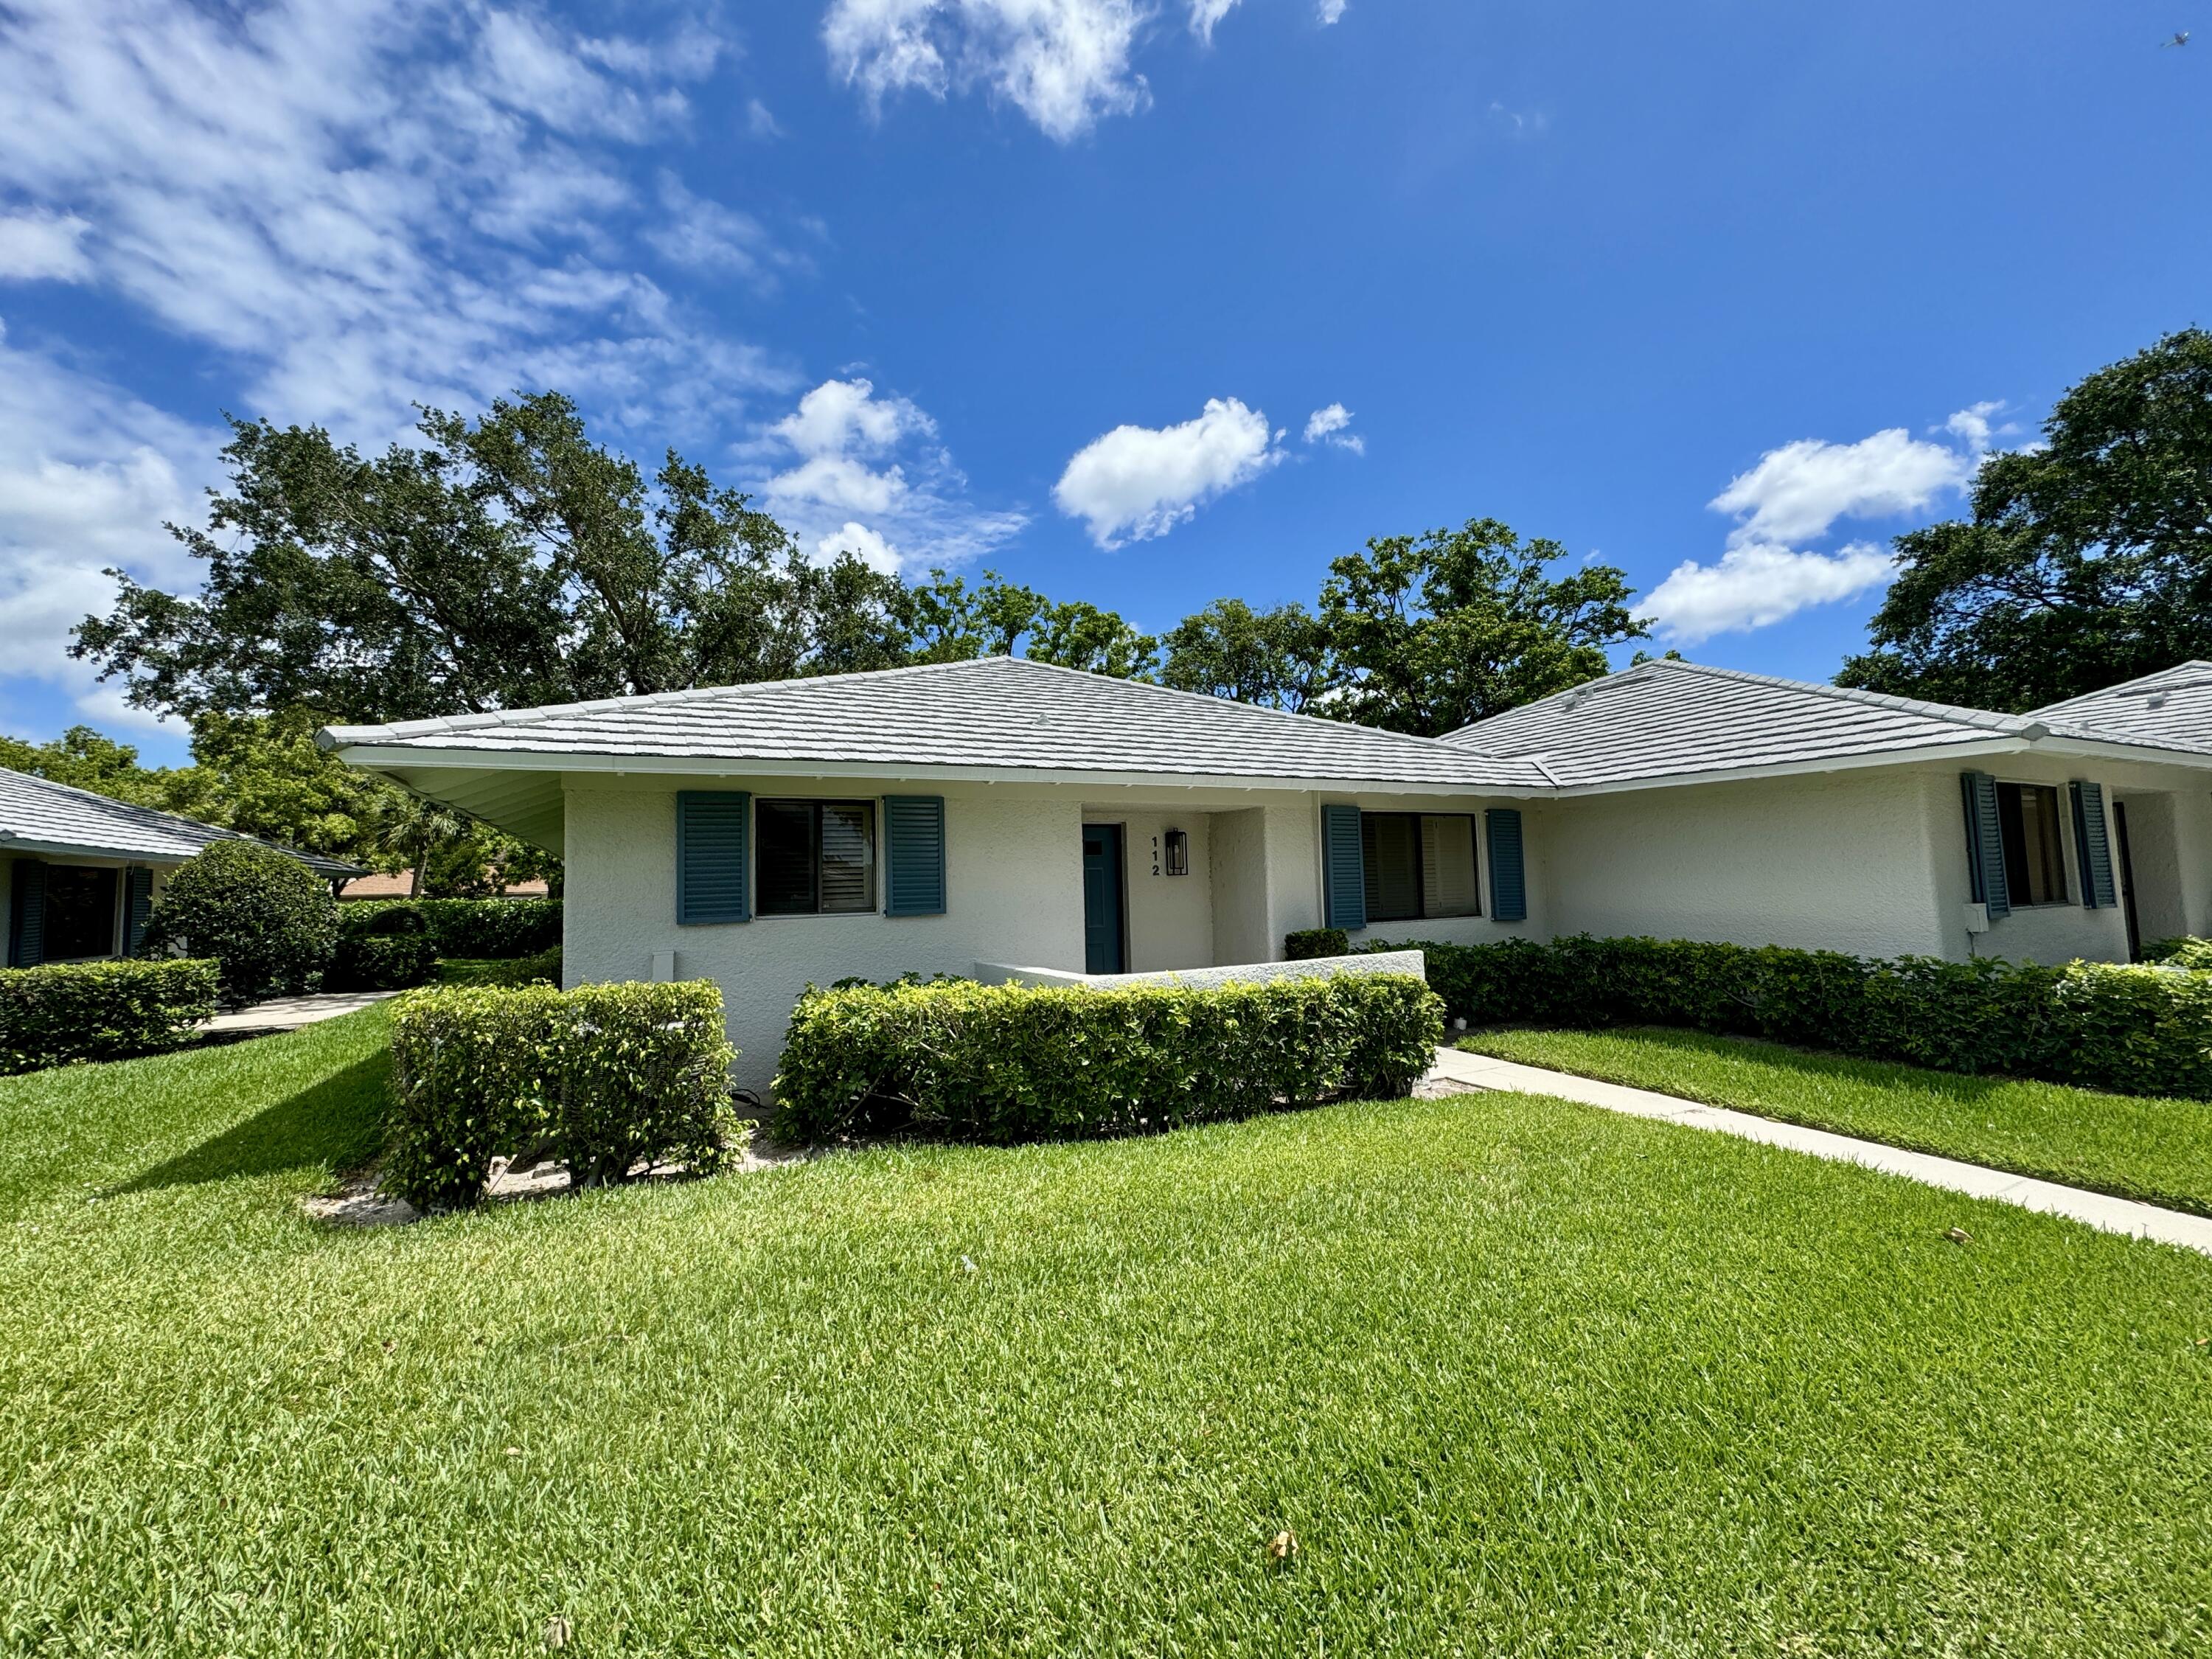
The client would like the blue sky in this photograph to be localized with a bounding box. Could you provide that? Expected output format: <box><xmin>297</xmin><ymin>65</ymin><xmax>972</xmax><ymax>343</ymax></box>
<box><xmin>0</xmin><ymin>0</ymin><xmax>2204</xmax><ymax>765</ymax></box>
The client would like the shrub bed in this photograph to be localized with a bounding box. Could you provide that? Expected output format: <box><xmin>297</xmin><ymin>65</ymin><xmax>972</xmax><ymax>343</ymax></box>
<box><xmin>775</xmin><ymin>973</ymin><xmax>1444</xmax><ymax>1144</ymax></box>
<box><xmin>325</xmin><ymin>932</ymin><xmax>439</xmax><ymax>992</ymax></box>
<box><xmin>386</xmin><ymin>979</ymin><xmax>742</xmax><ymax>1210</ymax></box>
<box><xmin>338</xmin><ymin>898</ymin><xmax>560</xmax><ymax>959</ymax></box>
<box><xmin>1370</xmin><ymin>933</ymin><xmax>2212</xmax><ymax>1100</ymax></box>
<box><xmin>1</xmin><ymin>958</ymin><xmax>221</xmax><ymax>1074</ymax></box>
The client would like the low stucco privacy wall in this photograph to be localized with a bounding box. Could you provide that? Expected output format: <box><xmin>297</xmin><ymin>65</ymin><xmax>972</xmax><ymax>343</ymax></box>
<box><xmin>560</xmin><ymin>775</ymin><xmax>1543</xmax><ymax>1091</ymax></box>
<box><xmin>975</xmin><ymin>948</ymin><xmax>1427</xmax><ymax>990</ymax></box>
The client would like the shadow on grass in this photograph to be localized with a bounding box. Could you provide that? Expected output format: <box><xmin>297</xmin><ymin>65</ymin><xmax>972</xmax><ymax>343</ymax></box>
<box><xmin>110</xmin><ymin>1053</ymin><xmax>391</xmax><ymax>1196</ymax></box>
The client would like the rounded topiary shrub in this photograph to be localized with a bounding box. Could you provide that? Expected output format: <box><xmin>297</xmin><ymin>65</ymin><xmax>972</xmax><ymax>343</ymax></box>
<box><xmin>143</xmin><ymin>840</ymin><xmax>340</xmax><ymax>1004</ymax></box>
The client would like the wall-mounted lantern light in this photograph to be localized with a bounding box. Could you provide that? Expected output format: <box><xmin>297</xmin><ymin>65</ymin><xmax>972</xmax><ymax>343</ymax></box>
<box><xmin>1164</xmin><ymin>827</ymin><xmax>1189</xmax><ymax>877</ymax></box>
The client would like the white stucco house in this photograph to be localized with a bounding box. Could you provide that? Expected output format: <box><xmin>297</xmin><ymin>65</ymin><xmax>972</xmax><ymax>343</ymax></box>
<box><xmin>319</xmin><ymin>655</ymin><xmax>2212</xmax><ymax>1090</ymax></box>
<box><xmin>1</xmin><ymin>767</ymin><xmax>360</xmax><ymax>969</ymax></box>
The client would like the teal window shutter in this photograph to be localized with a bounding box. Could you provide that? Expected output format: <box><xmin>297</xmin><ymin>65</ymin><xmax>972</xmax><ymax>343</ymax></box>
<box><xmin>1485</xmin><ymin>809</ymin><xmax>1527</xmax><ymax>922</ymax></box>
<box><xmin>1960</xmin><ymin>771</ymin><xmax>2009</xmax><ymax>918</ymax></box>
<box><xmin>677</xmin><ymin>791</ymin><xmax>750</xmax><ymax>925</ymax></box>
<box><xmin>125</xmin><ymin>866</ymin><xmax>155</xmax><ymax>953</ymax></box>
<box><xmin>2069</xmin><ymin>781</ymin><xmax>2118</xmax><ymax>909</ymax></box>
<box><xmin>884</xmin><ymin>796</ymin><xmax>947</xmax><ymax>917</ymax></box>
<box><xmin>1321</xmin><ymin>804</ymin><xmax>1366</xmax><ymax>931</ymax></box>
<box><xmin>7</xmin><ymin>858</ymin><xmax>46</xmax><ymax>968</ymax></box>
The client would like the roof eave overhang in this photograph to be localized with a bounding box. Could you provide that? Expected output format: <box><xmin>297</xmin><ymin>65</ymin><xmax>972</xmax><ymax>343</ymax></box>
<box><xmin>1545</xmin><ymin>732</ymin><xmax>2212</xmax><ymax>797</ymax></box>
<box><xmin>0</xmin><ymin>835</ymin><xmax>191</xmax><ymax>863</ymax></box>
<box><xmin>333</xmin><ymin>744</ymin><xmax>1554</xmax><ymax>799</ymax></box>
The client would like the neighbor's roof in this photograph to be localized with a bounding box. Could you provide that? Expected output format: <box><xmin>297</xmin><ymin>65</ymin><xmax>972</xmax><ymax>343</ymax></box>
<box><xmin>2028</xmin><ymin>661</ymin><xmax>2212</xmax><ymax>757</ymax></box>
<box><xmin>1439</xmin><ymin>658</ymin><xmax>2158</xmax><ymax>788</ymax></box>
<box><xmin>319</xmin><ymin>655</ymin><xmax>1556</xmax><ymax>792</ymax></box>
<box><xmin>0</xmin><ymin>767</ymin><xmax>360</xmax><ymax>877</ymax></box>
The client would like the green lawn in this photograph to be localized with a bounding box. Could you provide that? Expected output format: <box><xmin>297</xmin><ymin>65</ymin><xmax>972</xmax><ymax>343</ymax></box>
<box><xmin>1463</xmin><ymin>1025</ymin><xmax>2212</xmax><ymax>1217</ymax></box>
<box><xmin>3</xmin><ymin>1016</ymin><xmax>2211</xmax><ymax>1655</ymax></box>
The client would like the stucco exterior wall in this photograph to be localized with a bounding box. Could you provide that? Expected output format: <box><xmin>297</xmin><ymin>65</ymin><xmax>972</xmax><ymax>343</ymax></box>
<box><xmin>560</xmin><ymin>775</ymin><xmax>1545</xmax><ymax>1089</ymax></box>
<box><xmin>1541</xmin><ymin>768</ymin><xmax>1954</xmax><ymax>959</ymax></box>
<box><xmin>1537</xmin><ymin>754</ymin><xmax>2205</xmax><ymax>967</ymax></box>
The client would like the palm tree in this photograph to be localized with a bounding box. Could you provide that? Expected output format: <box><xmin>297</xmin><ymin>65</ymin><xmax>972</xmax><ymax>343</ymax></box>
<box><xmin>367</xmin><ymin>791</ymin><xmax>471</xmax><ymax>899</ymax></box>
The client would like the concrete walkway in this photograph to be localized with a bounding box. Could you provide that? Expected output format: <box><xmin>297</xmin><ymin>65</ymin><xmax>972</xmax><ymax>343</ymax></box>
<box><xmin>200</xmin><ymin>990</ymin><xmax>397</xmax><ymax>1037</ymax></box>
<box><xmin>1425</xmin><ymin>1046</ymin><xmax>2212</xmax><ymax>1257</ymax></box>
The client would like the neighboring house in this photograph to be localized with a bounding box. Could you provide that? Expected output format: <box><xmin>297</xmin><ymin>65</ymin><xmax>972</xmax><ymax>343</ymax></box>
<box><xmin>319</xmin><ymin>655</ymin><xmax>2212</xmax><ymax>1091</ymax></box>
<box><xmin>1</xmin><ymin>767</ymin><xmax>360</xmax><ymax>968</ymax></box>
<box><xmin>336</xmin><ymin>871</ymin><xmax>552</xmax><ymax>901</ymax></box>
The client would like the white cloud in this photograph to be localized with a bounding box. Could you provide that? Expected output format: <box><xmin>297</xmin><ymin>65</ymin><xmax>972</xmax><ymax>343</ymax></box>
<box><xmin>1303</xmin><ymin>402</ymin><xmax>1363</xmax><ymax>453</ymax></box>
<box><xmin>0</xmin><ymin>0</ymin><xmax>815</xmax><ymax>729</ymax></box>
<box><xmin>0</xmin><ymin>331</ymin><xmax>219</xmax><ymax>723</ymax></box>
<box><xmin>822</xmin><ymin>0</ymin><xmax>1151</xmax><ymax>141</ymax></box>
<box><xmin>647</xmin><ymin>173</ymin><xmax>801</xmax><ymax>286</ymax></box>
<box><xmin>746</xmin><ymin>97</ymin><xmax>784</xmax><ymax>139</ymax></box>
<box><xmin>1189</xmin><ymin>1</ymin><xmax>1245</xmax><ymax>42</ymax></box>
<box><xmin>1317</xmin><ymin>0</ymin><xmax>1348</xmax><ymax>21</ymax></box>
<box><xmin>1054</xmin><ymin>396</ymin><xmax>1282</xmax><ymax>548</ymax></box>
<box><xmin>1708</xmin><ymin>428</ymin><xmax>1970</xmax><ymax>548</ymax></box>
<box><xmin>1644</xmin><ymin>408</ymin><xmax>1995</xmax><ymax>644</ymax></box>
<box><xmin>0</xmin><ymin>0</ymin><xmax>784</xmax><ymax>445</ymax></box>
<box><xmin>1941</xmin><ymin>400</ymin><xmax>2021</xmax><ymax>454</ymax></box>
<box><xmin>1642</xmin><ymin>541</ymin><xmax>1896</xmax><ymax>646</ymax></box>
<box><xmin>0</xmin><ymin>210</ymin><xmax>94</xmax><ymax>282</ymax></box>
<box><xmin>754</xmin><ymin>378</ymin><xmax>1027</xmax><ymax>571</ymax></box>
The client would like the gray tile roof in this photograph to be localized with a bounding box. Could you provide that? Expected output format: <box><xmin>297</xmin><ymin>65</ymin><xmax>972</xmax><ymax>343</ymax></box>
<box><xmin>320</xmin><ymin>655</ymin><xmax>1557</xmax><ymax>790</ymax></box>
<box><xmin>2029</xmin><ymin>661</ymin><xmax>2212</xmax><ymax>757</ymax></box>
<box><xmin>1440</xmin><ymin>658</ymin><xmax>2051</xmax><ymax>787</ymax></box>
<box><xmin>0</xmin><ymin>767</ymin><xmax>360</xmax><ymax>876</ymax></box>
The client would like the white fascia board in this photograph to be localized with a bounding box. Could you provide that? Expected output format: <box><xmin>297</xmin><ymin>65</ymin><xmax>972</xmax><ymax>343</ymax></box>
<box><xmin>0</xmin><ymin>836</ymin><xmax>187</xmax><ymax>863</ymax></box>
<box><xmin>333</xmin><ymin>745</ymin><xmax>1552</xmax><ymax>799</ymax></box>
<box><xmin>1545</xmin><ymin>731</ymin><xmax>2212</xmax><ymax>798</ymax></box>
<box><xmin>1544</xmin><ymin>737</ymin><xmax>2035</xmax><ymax>797</ymax></box>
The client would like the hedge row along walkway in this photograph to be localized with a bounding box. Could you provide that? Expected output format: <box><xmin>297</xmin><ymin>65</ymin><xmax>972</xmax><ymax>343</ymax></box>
<box><xmin>1425</xmin><ymin>1047</ymin><xmax>2212</xmax><ymax>1258</ymax></box>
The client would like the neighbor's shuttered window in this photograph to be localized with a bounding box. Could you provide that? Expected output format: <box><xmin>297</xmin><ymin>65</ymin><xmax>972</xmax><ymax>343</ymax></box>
<box><xmin>1996</xmin><ymin>782</ymin><xmax>2068</xmax><ymax>906</ymax></box>
<box><xmin>757</xmin><ymin>800</ymin><xmax>877</xmax><ymax>916</ymax></box>
<box><xmin>1360</xmin><ymin>812</ymin><xmax>1481</xmax><ymax>922</ymax></box>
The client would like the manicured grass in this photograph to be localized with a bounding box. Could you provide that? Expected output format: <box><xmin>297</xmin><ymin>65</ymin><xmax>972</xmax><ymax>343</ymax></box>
<box><xmin>3</xmin><ymin>1018</ymin><xmax>2211</xmax><ymax>1654</ymax></box>
<box><xmin>1462</xmin><ymin>1025</ymin><xmax>2212</xmax><ymax>1217</ymax></box>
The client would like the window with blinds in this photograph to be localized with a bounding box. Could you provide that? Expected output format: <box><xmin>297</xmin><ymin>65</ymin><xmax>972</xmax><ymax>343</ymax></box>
<box><xmin>1360</xmin><ymin>811</ymin><xmax>1481</xmax><ymax>922</ymax></box>
<box><xmin>757</xmin><ymin>800</ymin><xmax>877</xmax><ymax>916</ymax></box>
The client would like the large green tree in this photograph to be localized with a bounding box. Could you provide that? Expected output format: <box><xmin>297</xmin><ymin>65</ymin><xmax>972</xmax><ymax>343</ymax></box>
<box><xmin>73</xmin><ymin>394</ymin><xmax>913</xmax><ymax>723</ymax></box>
<box><xmin>1159</xmin><ymin>599</ymin><xmax>1335</xmax><ymax>713</ymax></box>
<box><xmin>1317</xmin><ymin>519</ymin><xmax>1646</xmax><ymax>735</ymax></box>
<box><xmin>1837</xmin><ymin>328</ymin><xmax>2212</xmax><ymax>711</ymax></box>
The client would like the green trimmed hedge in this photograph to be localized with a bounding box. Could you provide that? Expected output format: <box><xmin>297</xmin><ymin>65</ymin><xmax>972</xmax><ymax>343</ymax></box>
<box><xmin>1285</xmin><ymin>928</ymin><xmax>1352</xmax><ymax>961</ymax></box>
<box><xmin>2150</xmin><ymin>937</ymin><xmax>2212</xmax><ymax>971</ymax></box>
<box><xmin>774</xmin><ymin>973</ymin><xmax>1444</xmax><ymax>1144</ymax></box>
<box><xmin>326</xmin><ymin>933</ymin><xmax>439</xmax><ymax>992</ymax></box>
<box><xmin>1371</xmin><ymin>934</ymin><xmax>2212</xmax><ymax>1100</ymax></box>
<box><xmin>338</xmin><ymin>898</ymin><xmax>561</xmax><ymax>959</ymax></box>
<box><xmin>386</xmin><ymin>978</ymin><xmax>742</xmax><ymax>1210</ymax></box>
<box><xmin>1</xmin><ymin>958</ymin><xmax>220</xmax><ymax>1074</ymax></box>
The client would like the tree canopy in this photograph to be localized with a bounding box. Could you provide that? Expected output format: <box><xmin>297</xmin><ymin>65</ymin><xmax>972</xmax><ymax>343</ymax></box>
<box><xmin>1318</xmin><ymin>519</ymin><xmax>1646</xmax><ymax>735</ymax></box>
<box><xmin>63</xmin><ymin>392</ymin><xmax>1649</xmax><ymax>868</ymax></box>
<box><xmin>1837</xmin><ymin>328</ymin><xmax>2212</xmax><ymax>712</ymax></box>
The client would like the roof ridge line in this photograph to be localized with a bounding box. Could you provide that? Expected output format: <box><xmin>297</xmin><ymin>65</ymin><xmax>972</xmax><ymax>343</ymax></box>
<box><xmin>2030</xmin><ymin>660</ymin><xmax>2212</xmax><ymax>714</ymax></box>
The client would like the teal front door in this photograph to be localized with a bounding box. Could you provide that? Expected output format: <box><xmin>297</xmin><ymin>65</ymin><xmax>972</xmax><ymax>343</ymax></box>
<box><xmin>1082</xmin><ymin>824</ymin><xmax>1125</xmax><ymax>974</ymax></box>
